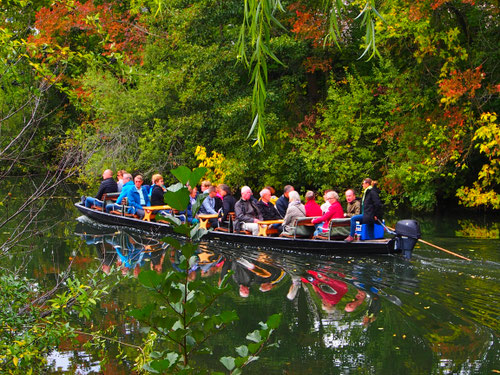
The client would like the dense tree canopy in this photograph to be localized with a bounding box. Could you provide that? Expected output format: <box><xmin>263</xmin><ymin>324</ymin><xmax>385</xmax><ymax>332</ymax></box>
<box><xmin>1</xmin><ymin>0</ymin><xmax>499</xmax><ymax>211</ymax></box>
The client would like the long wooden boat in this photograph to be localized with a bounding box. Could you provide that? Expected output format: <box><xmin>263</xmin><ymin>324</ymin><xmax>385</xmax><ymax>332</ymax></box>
<box><xmin>75</xmin><ymin>202</ymin><xmax>400</xmax><ymax>255</ymax></box>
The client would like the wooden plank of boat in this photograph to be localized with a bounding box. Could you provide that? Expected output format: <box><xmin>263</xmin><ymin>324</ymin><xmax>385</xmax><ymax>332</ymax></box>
<box><xmin>75</xmin><ymin>203</ymin><xmax>397</xmax><ymax>255</ymax></box>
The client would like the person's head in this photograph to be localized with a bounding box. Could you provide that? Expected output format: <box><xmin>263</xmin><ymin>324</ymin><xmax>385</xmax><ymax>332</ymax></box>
<box><xmin>103</xmin><ymin>169</ymin><xmax>113</xmax><ymax>179</ymax></box>
<box><xmin>240</xmin><ymin>186</ymin><xmax>252</xmax><ymax>201</ymax></box>
<box><xmin>239</xmin><ymin>284</ymin><xmax>250</xmax><ymax>298</ymax></box>
<box><xmin>323</xmin><ymin>189</ymin><xmax>333</xmax><ymax>200</ymax></box>
<box><xmin>207</xmin><ymin>185</ymin><xmax>217</xmax><ymax>197</ymax></box>
<box><xmin>201</xmin><ymin>180</ymin><xmax>211</xmax><ymax>192</ymax></box>
<box><xmin>265</xmin><ymin>186</ymin><xmax>276</xmax><ymax>195</ymax></box>
<box><xmin>345</xmin><ymin>290</ymin><xmax>367</xmax><ymax>312</ymax></box>
<box><xmin>190</xmin><ymin>186</ymin><xmax>198</xmax><ymax>197</ymax></box>
<box><xmin>288</xmin><ymin>190</ymin><xmax>301</xmax><ymax>203</ymax></box>
<box><xmin>152</xmin><ymin>174</ymin><xmax>163</xmax><ymax>186</ymax></box>
<box><xmin>362</xmin><ymin>178</ymin><xmax>372</xmax><ymax>190</ymax></box>
<box><xmin>117</xmin><ymin>170</ymin><xmax>126</xmax><ymax>181</ymax></box>
<box><xmin>325</xmin><ymin>191</ymin><xmax>339</xmax><ymax>203</ymax></box>
<box><xmin>123</xmin><ymin>173</ymin><xmax>133</xmax><ymax>184</ymax></box>
<box><xmin>134</xmin><ymin>175</ymin><xmax>144</xmax><ymax>188</ymax></box>
<box><xmin>260</xmin><ymin>188</ymin><xmax>272</xmax><ymax>203</ymax></box>
<box><xmin>345</xmin><ymin>189</ymin><xmax>356</xmax><ymax>203</ymax></box>
<box><xmin>283</xmin><ymin>185</ymin><xmax>294</xmax><ymax>198</ymax></box>
<box><xmin>217</xmin><ymin>184</ymin><xmax>231</xmax><ymax>197</ymax></box>
<box><xmin>259</xmin><ymin>283</ymin><xmax>273</xmax><ymax>292</ymax></box>
<box><xmin>305</xmin><ymin>190</ymin><xmax>315</xmax><ymax>201</ymax></box>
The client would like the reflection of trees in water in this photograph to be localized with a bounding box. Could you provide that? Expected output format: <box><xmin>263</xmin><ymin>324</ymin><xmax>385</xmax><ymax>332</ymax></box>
<box><xmin>455</xmin><ymin>220</ymin><xmax>499</xmax><ymax>239</ymax></box>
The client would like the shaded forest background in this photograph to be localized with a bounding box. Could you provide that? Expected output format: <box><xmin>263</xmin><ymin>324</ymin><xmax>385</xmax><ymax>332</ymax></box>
<box><xmin>1</xmin><ymin>0</ymin><xmax>499</xmax><ymax>212</ymax></box>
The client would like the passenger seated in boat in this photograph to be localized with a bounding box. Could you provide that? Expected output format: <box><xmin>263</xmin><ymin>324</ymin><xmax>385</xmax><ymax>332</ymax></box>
<box><xmin>256</xmin><ymin>188</ymin><xmax>282</xmax><ymax>220</ymax></box>
<box><xmin>117</xmin><ymin>169</ymin><xmax>127</xmax><ymax>192</ymax></box>
<box><xmin>217</xmin><ymin>184</ymin><xmax>236</xmax><ymax>223</ymax></box>
<box><xmin>304</xmin><ymin>190</ymin><xmax>322</xmax><ymax>217</ymax></box>
<box><xmin>256</xmin><ymin>188</ymin><xmax>283</xmax><ymax>233</ymax></box>
<box><xmin>311</xmin><ymin>191</ymin><xmax>344</xmax><ymax>236</ymax></box>
<box><xmin>259</xmin><ymin>185</ymin><xmax>278</xmax><ymax>205</ymax></box>
<box><xmin>282</xmin><ymin>191</ymin><xmax>306</xmax><ymax>235</ymax></box>
<box><xmin>344</xmin><ymin>189</ymin><xmax>361</xmax><ymax>218</ymax></box>
<box><xmin>106</xmin><ymin>173</ymin><xmax>150</xmax><ymax>219</ymax></box>
<box><xmin>150</xmin><ymin>174</ymin><xmax>171</xmax><ymax>216</ymax></box>
<box><xmin>234</xmin><ymin>186</ymin><xmax>263</xmax><ymax>235</ymax></box>
<box><xmin>84</xmin><ymin>169</ymin><xmax>118</xmax><ymax>209</ymax></box>
<box><xmin>198</xmin><ymin>186</ymin><xmax>222</xmax><ymax>227</ymax></box>
<box><xmin>200</xmin><ymin>180</ymin><xmax>212</xmax><ymax>195</ymax></box>
<box><xmin>275</xmin><ymin>185</ymin><xmax>294</xmax><ymax>218</ymax></box>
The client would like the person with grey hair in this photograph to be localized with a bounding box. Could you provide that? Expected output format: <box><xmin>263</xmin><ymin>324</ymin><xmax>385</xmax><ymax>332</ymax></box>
<box><xmin>311</xmin><ymin>191</ymin><xmax>344</xmax><ymax>236</ymax></box>
<box><xmin>275</xmin><ymin>185</ymin><xmax>294</xmax><ymax>218</ymax></box>
<box><xmin>234</xmin><ymin>186</ymin><xmax>263</xmax><ymax>235</ymax></box>
<box><xmin>282</xmin><ymin>191</ymin><xmax>306</xmax><ymax>234</ymax></box>
<box><xmin>256</xmin><ymin>188</ymin><xmax>281</xmax><ymax>221</ymax></box>
<box><xmin>305</xmin><ymin>190</ymin><xmax>322</xmax><ymax>217</ymax></box>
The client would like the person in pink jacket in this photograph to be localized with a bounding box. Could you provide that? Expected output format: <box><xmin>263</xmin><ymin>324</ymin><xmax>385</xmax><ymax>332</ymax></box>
<box><xmin>311</xmin><ymin>191</ymin><xmax>344</xmax><ymax>236</ymax></box>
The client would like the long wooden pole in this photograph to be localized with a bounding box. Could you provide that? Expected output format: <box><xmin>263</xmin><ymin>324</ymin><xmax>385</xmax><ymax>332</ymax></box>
<box><xmin>384</xmin><ymin>223</ymin><xmax>472</xmax><ymax>262</ymax></box>
<box><xmin>417</xmin><ymin>238</ymin><xmax>472</xmax><ymax>261</ymax></box>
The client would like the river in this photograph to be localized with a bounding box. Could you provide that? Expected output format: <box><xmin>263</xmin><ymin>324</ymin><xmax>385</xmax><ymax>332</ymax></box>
<box><xmin>1</xmin><ymin>195</ymin><xmax>499</xmax><ymax>374</ymax></box>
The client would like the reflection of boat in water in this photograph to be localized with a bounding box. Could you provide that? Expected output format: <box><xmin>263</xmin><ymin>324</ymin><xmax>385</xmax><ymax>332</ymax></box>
<box><xmin>76</xmin><ymin>223</ymin><xmax>410</xmax><ymax>322</ymax></box>
<box><xmin>76</xmin><ymin>222</ymin><xmax>169</xmax><ymax>275</ymax></box>
<box><xmin>75</xmin><ymin>203</ymin><xmax>421</xmax><ymax>256</ymax></box>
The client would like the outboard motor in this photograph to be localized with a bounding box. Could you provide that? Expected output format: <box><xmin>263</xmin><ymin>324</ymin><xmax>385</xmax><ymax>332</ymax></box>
<box><xmin>394</xmin><ymin>220</ymin><xmax>421</xmax><ymax>260</ymax></box>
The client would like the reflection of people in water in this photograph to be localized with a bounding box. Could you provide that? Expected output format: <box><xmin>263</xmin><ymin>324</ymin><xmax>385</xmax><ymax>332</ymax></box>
<box><xmin>219</xmin><ymin>254</ymin><xmax>286</xmax><ymax>298</ymax></box>
<box><xmin>82</xmin><ymin>229</ymin><xmax>169</xmax><ymax>276</ymax></box>
<box><xmin>344</xmin><ymin>290</ymin><xmax>367</xmax><ymax>312</ymax></box>
<box><xmin>85</xmin><ymin>233</ymin><xmax>117</xmax><ymax>274</ymax></box>
<box><xmin>301</xmin><ymin>270</ymin><xmax>348</xmax><ymax>313</ymax></box>
<box><xmin>114</xmin><ymin>235</ymin><xmax>145</xmax><ymax>277</ymax></box>
<box><xmin>147</xmin><ymin>246</ymin><xmax>166</xmax><ymax>274</ymax></box>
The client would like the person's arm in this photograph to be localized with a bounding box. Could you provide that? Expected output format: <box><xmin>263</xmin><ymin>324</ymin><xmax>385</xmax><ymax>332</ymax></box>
<box><xmin>116</xmin><ymin>189</ymin><xmax>127</xmax><ymax>204</ymax></box>
<box><xmin>143</xmin><ymin>186</ymin><xmax>151</xmax><ymax>207</ymax></box>
<box><xmin>127</xmin><ymin>191</ymin><xmax>143</xmax><ymax>211</ymax></box>
<box><xmin>371</xmin><ymin>190</ymin><xmax>382</xmax><ymax>220</ymax></box>
<box><xmin>201</xmin><ymin>197</ymin><xmax>217</xmax><ymax>214</ymax></box>
<box><xmin>312</xmin><ymin>211</ymin><xmax>328</xmax><ymax>224</ymax></box>
<box><xmin>221</xmin><ymin>199</ymin><xmax>232</xmax><ymax>221</ymax></box>
<box><xmin>95</xmin><ymin>182</ymin><xmax>106</xmax><ymax>200</ymax></box>
<box><xmin>236</xmin><ymin>201</ymin><xmax>254</xmax><ymax>223</ymax></box>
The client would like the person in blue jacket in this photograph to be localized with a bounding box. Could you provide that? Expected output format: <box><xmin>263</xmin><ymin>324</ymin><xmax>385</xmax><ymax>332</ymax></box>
<box><xmin>106</xmin><ymin>173</ymin><xmax>150</xmax><ymax>218</ymax></box>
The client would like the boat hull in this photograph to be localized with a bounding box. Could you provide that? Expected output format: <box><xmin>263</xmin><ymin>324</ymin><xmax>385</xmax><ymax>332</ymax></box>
<box><xmin>75</xmin><ymin>203</ymin><xmax>398</xmax><ymax>255</ymax></box>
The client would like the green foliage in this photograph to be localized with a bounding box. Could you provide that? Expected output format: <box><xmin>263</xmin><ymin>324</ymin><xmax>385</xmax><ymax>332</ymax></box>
<box><xmin>456</xmin><ymin>112</ymin><xmax>500</xmax><ymax>209</ymax></box>
<box><xmin>128</xmin><ymin>167</ymin><xmax>280</xmax><ymax>373</ymax></box>
<box><xmin>0</xmin><ymin>271</ymin><xmax>107</xmax><ymax>373</ymax></box>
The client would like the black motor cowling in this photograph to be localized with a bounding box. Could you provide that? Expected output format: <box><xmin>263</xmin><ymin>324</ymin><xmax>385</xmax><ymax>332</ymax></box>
<box><xmin>394</xmin><ymin>219</ymin><xmax>421</xmax><ymax>259</ymax></box>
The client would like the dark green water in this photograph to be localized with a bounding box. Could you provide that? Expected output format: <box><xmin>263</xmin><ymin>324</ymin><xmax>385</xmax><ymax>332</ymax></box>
<box><xmin>2</xmin><ymin>196</ymin><xmax>499</xmax><ymax>374</ymax></box>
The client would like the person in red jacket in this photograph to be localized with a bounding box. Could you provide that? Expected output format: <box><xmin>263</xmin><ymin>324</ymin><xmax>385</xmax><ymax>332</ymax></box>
<box><xmin>304</xmin><ymin>190</ymin><xmax>323</xmax><ymax>217</ymax></box>
<box><xmin>311</xmin><ymin>191</ymin><xmax>344</xmax><ymax>236</ymax></box>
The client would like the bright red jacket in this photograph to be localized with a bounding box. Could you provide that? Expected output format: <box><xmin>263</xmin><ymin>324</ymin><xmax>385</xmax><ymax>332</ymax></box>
<box><xmin>311</xmin><ymin>200</ymin><xmax>344</xmax><ymax>231</ymax></box>
<box><xmin>305</xmin><ymin>200</ymin><xmax>323</xmax><ymax>217</ymax></box>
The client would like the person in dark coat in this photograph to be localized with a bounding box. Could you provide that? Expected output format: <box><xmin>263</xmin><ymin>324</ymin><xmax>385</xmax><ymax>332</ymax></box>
<box><xmin>234</xmin><ymin>186</ymin><xmax>263</xmax><ymax>235</ymax></box>
<box><xmin>84</xmin><ymin>169</ymin><xmax>118</xmax><ymax>209</ymax></box>
<box><xmin>256</xmin><ymin>188</ymin><xmax>281</xmax><ymax>221</ymax></box>
<box><xmin>217</xmin><ymin>184</ymin><xmax>236</xmax><ymax>222</ymax></box>
<box><xmin>345</xmin><ymin>178</ymin><xmax>383</xmax><ymax>242</ymax></box>
<box><xmin>275</xmin><ymin>185</ymin><xmax>294</xmax><ymax>218</ymax></box>
<box><xmin>150</xmin><ymin>174</ymin><xmax>167</xmax><ymax>206</ymax></box>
